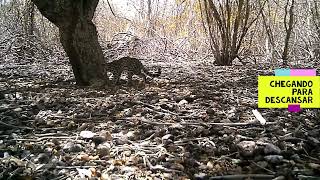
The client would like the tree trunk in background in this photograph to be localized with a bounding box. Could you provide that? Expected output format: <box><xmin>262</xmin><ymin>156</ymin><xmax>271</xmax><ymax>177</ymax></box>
<box><xmin>146</xmin><ymin>0</ymin><xmax>155</xmax><ymax>37</ymax></box>
<box><xmin>24</xmin><ymin>0</ymin><xmax>35</xmax><ymax>36</ymax></box>
<box><xmin>23</xmin><ymin>0</ymin><xmax>35</xmax><ymax>58</ymax></box>
<box><xmin>311</xmin><ymin>0</ymin><xmax>320</xmax><ymax>60</ymax></box>
<box><xmin>282</xmin><ymin>0</ymin><xmax>295</xmax><ymax>66</ymax></box>
<box><xmin>261</xmin><ymin>4</ymin><xmax>277</xmax><ymax>64</ymax></box>
<box><xmin>31</xmin><ymin>0</ymin><xmax>106</xmax><ymax>86</ymax></box>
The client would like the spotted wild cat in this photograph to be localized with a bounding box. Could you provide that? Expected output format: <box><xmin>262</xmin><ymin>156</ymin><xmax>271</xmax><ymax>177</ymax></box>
<box><xmin>104</xmin><ymin>57</ymin><xmax>161</xmax><ymax>85</ymax></box>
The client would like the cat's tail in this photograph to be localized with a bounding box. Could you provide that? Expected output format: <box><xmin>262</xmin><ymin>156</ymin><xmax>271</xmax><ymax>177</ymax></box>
<box><xmin>143</xmin><ymin>67</ymin><xmax>161</xmax><ymax>77</ymax></box>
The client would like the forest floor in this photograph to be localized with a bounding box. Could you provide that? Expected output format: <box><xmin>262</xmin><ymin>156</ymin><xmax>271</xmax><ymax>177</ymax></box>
<box><xmin>0</xmin><ymin>56</ymin><xmax>319</xmax><ymax>180</ymax></box>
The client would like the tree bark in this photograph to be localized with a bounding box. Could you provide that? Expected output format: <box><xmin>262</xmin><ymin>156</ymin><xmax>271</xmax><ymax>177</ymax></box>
<box><xmin>31</xmin><ymin>0</ymin><xmax>106</xmax><ymax>86</ymax></box>
<box><xmin>282</xmin><ymin>0</ymin><xmax>295</xmax><ymax>66</ymax></box>
<box><xmin>23</xmin><ymin>0</ymin><xmax>35</xmax><ymax>58</ymax></box>
<box><xmin>146</xmin><ymin>0</ymin><xmax>154</xmax><ymax>37</ymax></box>
<box><xmin>24</xmin><ymin>0</ymin><xmax>35</xmax><ymax>37</ymax></box>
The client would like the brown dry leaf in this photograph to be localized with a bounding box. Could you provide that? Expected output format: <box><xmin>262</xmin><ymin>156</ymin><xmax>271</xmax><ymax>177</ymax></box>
<box><xmin>113</xmin><ymin>159</ymin><xmax>126</xmax><ymax>166</ymax></box>
<box><xmin>77</xmin><ymin>153</ymin><xmax>90</xmax><ymax>161</ymax></box>
<box><xmin>100</xmin><ymin>130</ymin><xmax>113</xmax><ymax>141</ymax></box>
<box><xmin>89</xmin><ymin>167</ymin><xmax>97</xmax><ymax>177</ymax></box>
<box><xmin>127</xmin><ymin>156</ymin><xmax>140</xmax><ymax>165</ymax></box>
<box><xmin>115</xmin><ymin>111</ymin><xmax>124</xmax><ymax>118</ymax></box>
<box><xmin>89</xmin><ymin>155</ymin><xmax>99</xmax><ymax>160</ymax></box>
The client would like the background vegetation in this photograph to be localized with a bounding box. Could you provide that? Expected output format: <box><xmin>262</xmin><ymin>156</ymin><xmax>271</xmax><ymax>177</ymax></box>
<box><xmin>0</xmin><ymin>0</ymin><xmax>319</xmax><ymax>66</ymax></box>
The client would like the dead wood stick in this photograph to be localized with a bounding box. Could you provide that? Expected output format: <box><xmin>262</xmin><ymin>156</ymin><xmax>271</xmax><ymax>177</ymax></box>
<box><xmin>144</xmin><ymin>107</ymin><xmax>172</xmax><ymax>116</ymax></box>
<box><xmin>208</xmin><ymin>174</ymin><xmax>274</xmax><ymax>180</ymax></box>
<box><xmin>15</xmin><ymin>136</ymin><xmax>77</xmax><ymax>142</ymax></box>
<box><xmin>297</xmin><ymin>175</ymin><xmax>320</xmax><ymax>179</ymax></box>
<box><xmin>144</xmin><ymin>156</ymin><xmax>181</xmax><ymax>173</ymax></box>
<box><xmin>174</xmin><ymin>137</ymin><xmax>209</xmax><ymax>144</ymax></box>
<box><xmin>120</xmin><ymin>117</ymin><xmax>277</xmax><ymax>126</ymax></box>
<box><xmin>301</xmin><ymin>154</ymin><xmax>319</xmax><ymax>161</ymax></box>
<box><xmin>251</xmin><ymin>161</ymin><xmax>275</xmax><ymax>174</ymax></box>
<box><xmin>134</xmin><ymin>101</ymin><xmax>179</xmax><ymax>115</ymax></box>
<box><xmin>0</xmin><ymin>119</ymin><xmax>33</xmax><ymax>130</ymax></box>
<box><xmin>34</xmin><ymin>132</ymin><xmax>69</xmax><ymax>137</ymax></box>
<box><xmin>55</xmin><ymin>165</ymin><xmax>97</xmax><ymax>169</ymax></box>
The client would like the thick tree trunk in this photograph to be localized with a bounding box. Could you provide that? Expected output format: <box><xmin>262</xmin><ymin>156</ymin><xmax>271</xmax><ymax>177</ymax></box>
<box><xmin>31</xmin><ymin>0</ymin><xmax>106</xmax><ymax>86</ymax></box>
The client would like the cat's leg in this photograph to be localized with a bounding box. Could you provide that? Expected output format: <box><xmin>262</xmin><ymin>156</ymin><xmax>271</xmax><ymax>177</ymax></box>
<box><xmin>127</xmin><ymin>71</ymin><xmax>133</xmax><ymax>85</ymax></box>
<box><xmin>113</xmin><ymin>72</ymin><xmax>121</xmax><ymax>85</ymax></box>
<box><xmin>140</xmin><ymin>73</ymin><xmax>147</xmax><ymax>83</ymax></box>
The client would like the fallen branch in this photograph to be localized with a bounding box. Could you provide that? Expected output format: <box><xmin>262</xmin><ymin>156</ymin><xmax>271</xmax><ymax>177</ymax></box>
<box><xmin>145</xmin><ymin>156</ymin><xmax>181</xmax><ymax>173</ymax></box>
<box><xmin>0</xmin><ymin>119</ymin><xmax>33</xmax><ymax>130</ymax></box>
<box><xmin>15</xmin><ymin>136</ymin><xmax>77</xmax><ymax>142</ymax></box>
<box><xmin>207</xmin><ymin>174</ymin><xmax>275</xmax><ymax>180</ymax></box>
<box><xmin>119</xmin><ymin>117</ymin><xmax>277</xmax><ymax>127</ymax></box>
<box><xmin>134</xmin><ymin>101</ymin><xmax>179</xmax><ymax>115</ymax></box>
<box><xmin>55</xmin><ymin>166</ymin><xmax>97</xmax><ymax>169</ymax></box>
